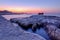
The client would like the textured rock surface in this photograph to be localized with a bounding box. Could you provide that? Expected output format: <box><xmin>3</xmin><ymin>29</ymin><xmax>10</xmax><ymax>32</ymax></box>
<box><xmin>10</xmin><ymin>15</ymin><xmax>60</xmax><ymax>40</ymax></box>
<box><xmin>0</xmin><ymin>15</ymin><xmax>46</xmax><ymax>40</ymax></box>
<box><xmin>44</xmin><ymin>24</ymin><xmax>60</xmax><ymax>40</ymax></box>
<box><xmin>10</xmin><ymin>15</ymin><xmax>60</xmax><ymax>31</ymax></box>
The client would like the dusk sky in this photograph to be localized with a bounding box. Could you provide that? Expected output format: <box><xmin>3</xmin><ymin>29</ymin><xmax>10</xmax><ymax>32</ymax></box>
<box><xmin>0</xmin><ymin>0</ymin><xmax>60</xmax><ymax>13</ymax></box>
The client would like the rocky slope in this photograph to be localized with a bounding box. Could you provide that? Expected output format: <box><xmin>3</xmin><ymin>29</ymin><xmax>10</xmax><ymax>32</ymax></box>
<box><xmin>0</xmin><ymin>15</ymin><xmax>46</xmax><ymax>40</ymax></box>
<box><xmin>10</xmin><ymin>15</ymin><xmax>60</xmax><ymax>40</ymax></box>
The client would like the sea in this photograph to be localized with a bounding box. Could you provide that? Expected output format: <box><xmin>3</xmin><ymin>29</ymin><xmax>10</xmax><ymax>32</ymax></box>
<box><xmin>2</xmin><ymin>13</ymin><xmax>60</xmax><ymax>20</ymax></box>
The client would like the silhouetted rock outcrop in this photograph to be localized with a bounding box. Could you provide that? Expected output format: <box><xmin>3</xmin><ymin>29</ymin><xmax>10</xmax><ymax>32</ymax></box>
<box><xmin>38</xmin><ymin>12</ymin><xmax>44</xmax><ymax>15</ymax></box>
<box><xmin>0</xmin><ymin>10</ymin><xmax>12</xmax><ymax>15</ymax></box>
<box><xmin>0</xmin><ymin>10</ymin><xmax>30</xmax><ymax>15</ymax></box>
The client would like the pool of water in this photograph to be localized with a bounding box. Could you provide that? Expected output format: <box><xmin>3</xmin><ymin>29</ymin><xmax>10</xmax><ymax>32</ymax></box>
<box><xmin>26</xmin><ymin>28</ymin><xmax>50</xmax><ymax>40</ymax></box>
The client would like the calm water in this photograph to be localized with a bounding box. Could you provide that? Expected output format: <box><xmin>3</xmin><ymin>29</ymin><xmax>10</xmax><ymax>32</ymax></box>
<box><xmin>44</xmin><ymin>13</ymin><xmax>60</xmax><ymax>17</ymax></box>
<box><xmin>2</xmin><ymin>14</ymin><xmax>32</xmax><ymax>20</ymax></box>
<box><xmin>2</xmin><ymin>14</ymin><xmax>60</xmax><ymax>40</ymax></box>
<box><xmin>27</xmin><ymin>28</ymin><xmax>50</xmax><ymax>40</ymax></box>
<box><xmin>2</xmin><ymin>13</ymin><xmax>60</xmax><ymax>20</ymax></box>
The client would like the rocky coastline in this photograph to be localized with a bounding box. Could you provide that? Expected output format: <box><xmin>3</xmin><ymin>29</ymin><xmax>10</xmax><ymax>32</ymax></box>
<box><xmin>10</xmin><ymin>15</ymin><xmax>60</xmax><ymax>40</ymax></box>
<box><xmin>0</xmin><ymin>14</ymin><xmax>60</xmax><ymax>40</ymax></box>
<box><xmin>0</xmin><ymin>15</ymin><xmax>46</xmax><ymax>40</ymax></box>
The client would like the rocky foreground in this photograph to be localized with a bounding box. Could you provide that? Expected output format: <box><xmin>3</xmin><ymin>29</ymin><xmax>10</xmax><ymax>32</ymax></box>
<box><xmin>0</xmin><ymin>16</ymin><xmax>46</xmax><ymax>40</ymax></box>
<box><xmin>10</xmin><ymin>15</ymin><xmax>60</xmax><ymax>40</ymax></box>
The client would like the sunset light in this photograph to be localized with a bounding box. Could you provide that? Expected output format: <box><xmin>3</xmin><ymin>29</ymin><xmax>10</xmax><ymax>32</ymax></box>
<box><xmin>0</xmin><ymin>0</ymin><xmax>60</xmax><ymax>40</ymax></box>
<box><xmin>0</xmin><ymin>6</ymin><xmax>60</xmax><ymax>13</ymax></box>
<box><xmin>0</xmin><ymin>0</ymin><xmax>60</xmax><ymax>13</ymax></box>
<box><xmin>0</xmin><ymin>7</ymin><xmax>44</xmax><ymax>13</ymax></box>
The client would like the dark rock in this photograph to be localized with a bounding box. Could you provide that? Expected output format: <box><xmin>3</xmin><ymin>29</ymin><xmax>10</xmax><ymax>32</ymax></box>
<box><xmin>38</xmin><ymin>12</ymin><xmax>44</xmax><ymax>15</ymax></box>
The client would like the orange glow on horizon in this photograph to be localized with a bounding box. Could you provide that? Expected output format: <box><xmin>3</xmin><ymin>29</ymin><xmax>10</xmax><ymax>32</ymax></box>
<box><xmin>0</xmin><ymin>7</ymin><xmax>43</xmax><ymax>13</ymax></box>
<box><xmin>0</xmin><ymin>6</ymin><xmax>60</xmax><ymax>13</ymax></box>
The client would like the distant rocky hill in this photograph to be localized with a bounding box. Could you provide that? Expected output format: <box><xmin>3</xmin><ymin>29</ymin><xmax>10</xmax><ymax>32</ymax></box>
<box><xmin>0</xmin><ymin>10</ymin><xmax>12</xmax><ymax>15</ymax></box>
<box><xmin>0</xmin><ymin>10</ymin><xmax>25</xmax><ymax>15</ymax></box>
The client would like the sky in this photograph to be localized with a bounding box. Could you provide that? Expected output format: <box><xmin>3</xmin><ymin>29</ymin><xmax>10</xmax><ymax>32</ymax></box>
<box><xmin>0</xmin><ymin>0</ymin><xmax>60</xmax><ymax>13</ymax></box>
